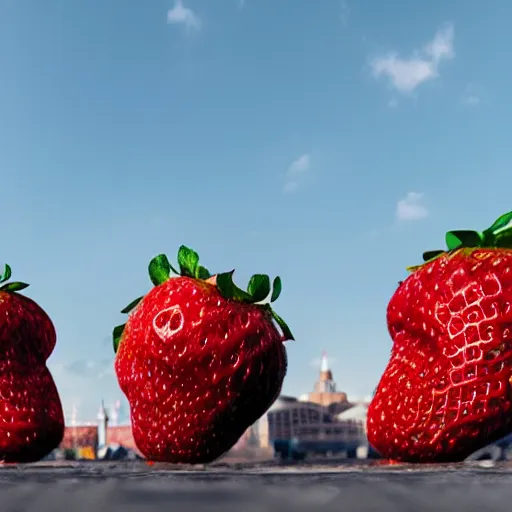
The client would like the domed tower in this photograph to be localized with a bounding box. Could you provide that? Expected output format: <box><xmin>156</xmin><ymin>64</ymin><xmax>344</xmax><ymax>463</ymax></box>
<box><xmin>314</xmin><ymin>351</ymin><xmax>336</xmax><ymax>393</ymax></box>
<box><xmin>302</xmin><ymin>350</ymin><xmax>348</xmax><ymax>407</ymax></box>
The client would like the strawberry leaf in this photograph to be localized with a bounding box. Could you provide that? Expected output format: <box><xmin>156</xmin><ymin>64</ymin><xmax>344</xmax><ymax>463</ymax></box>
<box><xmin>217</xmin><ymin>271</ymin><xmax>252</xmax><ymax>302</ymax></box>
<box><xmin>149</xmin><ymin>254</ymin><xmax>173</xmax><ymax>286</ymax></box>
<box><xmin>485</xmin><ymin>211</ymin><xmax>512</xmax><ymax>235</ymax></box>
<box><xmin>247</xmin><ymin>274</ymin><xmax>271</xmax><ymax>302</ymax></box>
<box><xmin>0</xmin><ymin>282</ymin><xmax>29</xmax><ymax>293</ymax></box>
<box><xmin>271</xmin><ymin>276</ymin><xmax>282</xmax><ymax>302</ymax></box>
<box><xmin>121</xmin><ymin>296</ymin><xmax>144</xmax><ymax>314</ymax></box>
<box><xmin>178</xmin><ymin>246</ymin><xmax>199</xmax><ymax>278</ymax></box>
<box><xmin>113</xmin><ymin>324</ymin><xmax>125</xmax><ymax>353</ymax></box>
<box><xmin>196</xmin><ymin>265</ymin><xmax>211</xmax><ymax>280</ymax></box>
<box><xmin>270</xmin><ymin>309</ymin><xmax>294</xmax><ymax>341</ymax></box>
<box><xmin>446</xmin><ymin>230</ymin><xmax>483</xmax><ymax>251</ymax></box>
<box><xmin>423</xmin><ymin>250</ymin><xmax>445</xmax><ymax>262</ymax></box>
<box><xmin>0</xmin><ymin>264</ymin><xmax>12</xmax><ymax>284</ymax></box>
<box><xmin>483</xmin><ymin>212</ymin><xmax>512</xmax><ymax>248</ymax></box>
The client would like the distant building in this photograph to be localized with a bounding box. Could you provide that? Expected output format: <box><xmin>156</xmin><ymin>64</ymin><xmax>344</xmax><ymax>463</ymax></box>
<box><xmin>336</xmin><ymin>403</ymin><xmax>368</xmax><ymax>432</ymax></box>
<box><xmin>106</xmin><ymin>426</ymin><xmax>140</xmax><ymax>454</ymax></box>
<box><xmin>252</xmin><ymin>351</ymin><xmax>367</xmax><ymax>458</ymax></box>
<box><xmin>263</xmin><ymin>395</ymin><xmax>365</xmax><ymax>458</ymax></box>
<box><xmin>60</xmin><ymin>426</ymin><xmax>97</xmax><ymax>449</ymax></box>
<box><xmin>299</xmin><ymin>352</ymin><xmax>352</xmax><ymax>412</ymax></box>
<box><xmin>55</xmin><ymin>400</ymin><xmax>141</xmax><ymax>459</ymax></box>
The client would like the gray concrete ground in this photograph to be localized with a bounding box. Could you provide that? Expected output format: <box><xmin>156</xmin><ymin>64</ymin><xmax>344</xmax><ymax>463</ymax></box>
<box><xmin>1</xmin><ymin>459</ymin><xmax>512</xmax><ymax>512</ymax></box>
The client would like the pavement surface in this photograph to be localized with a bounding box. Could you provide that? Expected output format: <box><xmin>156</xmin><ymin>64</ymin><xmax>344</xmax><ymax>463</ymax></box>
<box><xmin>1</xmin><ymin>459</ymin><xmax>512</xmax><ymax>512</ymax></box>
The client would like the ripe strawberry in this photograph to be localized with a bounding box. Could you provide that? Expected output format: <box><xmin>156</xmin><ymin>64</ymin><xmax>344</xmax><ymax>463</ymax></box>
<box><xmin>0</xmin><ymin>264</ymin><xmax>64</xmax><ymax>462</ymax></box>
<box><xmin>113</xmin><ymin>246</ymin><xmax>293</xmax><ymax>463</ymax></box>
<box><xmin>367</xmin><ymin>211</ymin><xmax>512</xmax><ymax>463</ymax></box>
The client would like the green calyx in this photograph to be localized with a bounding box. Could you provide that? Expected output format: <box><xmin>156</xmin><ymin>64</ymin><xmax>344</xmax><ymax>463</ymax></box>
<box><xmin>0</xmin><ymin>264</ymin><xmax>29</xmax><ymax>293</ymax></box>
<box><xmin>409</xmin><ymin>210</ymin><xmax>512</xmax><ymax>271</ymax></box>
<box><xmin>215</xmin><ymin>271</ymin><xmax>293</xmax><ymax>341</ymax></box>
<box><xmin>112</xmin><ymin>245</ymin><xmax>294</xmax><ymax>353</ymax></box>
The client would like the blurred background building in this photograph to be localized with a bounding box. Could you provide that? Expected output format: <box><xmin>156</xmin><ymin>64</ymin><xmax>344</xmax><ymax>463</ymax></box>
<box><xmin>234</xmin><ymin>352</ymin><xmax>370</xmax><ymax>459</ymax></box>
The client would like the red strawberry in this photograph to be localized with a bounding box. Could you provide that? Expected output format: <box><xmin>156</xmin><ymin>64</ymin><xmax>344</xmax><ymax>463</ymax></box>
<box><xmin>113</xmin><ymin>246</ymin><xmax>293</xmax><ymax>463</ymax></box>
<box><xmin>367</xmin><ymin>211</ymin><xmax>512</xmax><ymax>462</ymax></box>
<box><xmin>0</xmin><ymin>264</ymin><xmax>64</xmax><ymax>462</ymax></box>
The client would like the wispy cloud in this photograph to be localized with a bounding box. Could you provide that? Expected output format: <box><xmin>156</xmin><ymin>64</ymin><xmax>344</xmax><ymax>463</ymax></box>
<box><xmin>51</xmin><ymin>358</ymin><xmax>114</xmax><ymax>380</ymax></box>
<box><xmin>283</xmin><ymin>153</ymin><xmax>311</xmax><ymax>193</ymax></box>
<box><xmin>396</xmin><ymin>192</ymin><xmax>429</xmax><ymax>221</ymax></box>
<box><xmin>167</xmin><ymin>0</ymin><xmax>201</xmax><ymax>31</ymax></box>
<box><xmin>370</xmin><ymin>24</ymin><xmax>454</xmax><ymax>95</ymax></box>
<box><xmin>339</xmin><ymin>0</ymin><xmax>350</xmax><ymax>26</ymax></box>
<box><xmin>462</xmin><ymin>83</ymin><xmax>481</xmax><ymax>106</ymax></box>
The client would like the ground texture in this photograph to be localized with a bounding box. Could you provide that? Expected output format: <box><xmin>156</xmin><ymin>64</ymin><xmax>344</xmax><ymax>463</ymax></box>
<box><xmin>1</xmin><ymin>459</ymin><xmax>511</xmax><ymax>511</ymax></box>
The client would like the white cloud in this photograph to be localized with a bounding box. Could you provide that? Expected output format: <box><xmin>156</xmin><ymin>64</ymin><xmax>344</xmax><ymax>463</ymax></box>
<box><xmin>283</xmin><ymin>181</ymin><xmax>299</xmax><ymax>194</ymax></box>
<box><xmin>167</xmin><ymin>0</ymin><xmax>201</xmax><ymax>31</ymax></box>
<box><xmin>370</xmin><ymin>24</ymin><xmax>454</xmax><ymax>94</ymax></box>
<box><xmin>462</xmin><ymin>83</ymin><xmax>481</xmax><ymax>106</ymax></box>
<box><xmin>396</xmin><ymin>192</ymin><xmax>429</xmax><ymax>221</ymax></box>
<box><xmin>288</xmin><ymin>154</ymin><xmax>311</xmax><ymax>174</ymax></box>
<box><xmin>50</xmin><ymin>358</ymin><xmax>114</xmax><ymax>380</ymax></box>
<box><xmin>283</xmin><ymin>153</ymin><xmax>311</xmax><ymax>193</ymax></box>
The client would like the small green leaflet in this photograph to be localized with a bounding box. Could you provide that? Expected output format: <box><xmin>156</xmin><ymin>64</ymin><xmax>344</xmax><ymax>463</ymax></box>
<box><xmin>0</xmin><ymin>282</ymin><xmax>29</xmax><ymax>293</ymax></box>
<box><xmin>218</xmin><ymin>272</ymin><xmax>285</xmax><ymax>305</ymax></box>
<box><xmin>148</xmin><ymin>254</ymin><xmax>173</xmax><ymax>286</ymax></box>
<box><xmin>113</xmin><ymin>324</ymin><xmax>125</xmax><ymax>353</ymax></box>
<box><xmin>247</xmin><ymin>274</ymin><xmax>271</xmax><ymax>303</ymax></box>
<box><xmin>485</xmin><ymin>211</ymin><xmax>512</xmax><ymax>236</ymax></box>
<box><xmin>445</xmin><ymin>230</ymin><xmax>483</xmax><ymax>251</ymax></box>
<box><xmin>0</xmin><ymin>264</ymin><xmax>12</xmax><ymax>284</ymax></box>
<box><xmin>120</xmin><ymin>296</ymin><xmax>144</xmax><ymax>314</ymax></box>
<box><xmin>178</xmin><ymin>245</ymin><xmax>200</xmax><ymax>278</ymax></box>
<box><xmin>270</xmin><ymin>309</ymin><xmax>294</xmax><ymax>341</ymax></box>
<box><xmin>422</xmin><ymin>250</ymin><xmax>445</xmax><ymax>262</ymax></box>
<box><xmin>271</xmin><ymin>276</ymin><xmax>282</xmax><ymax>302</ymax></box>
<box><xmin>196</xmin><ymin>265</ymin><xmax>211</xmax><ymax>280</ymax></box>
<box><xmin>217</xmin><ymin>271</ymin><xmax>253</xmax><ymax>302</ymax></box>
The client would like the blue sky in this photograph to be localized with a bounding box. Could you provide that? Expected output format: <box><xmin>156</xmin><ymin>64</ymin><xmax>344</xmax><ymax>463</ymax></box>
<box><xmin>1</xmin><ymin>0</ymin><xmax>511</xmax><ymax>423</ymax></box>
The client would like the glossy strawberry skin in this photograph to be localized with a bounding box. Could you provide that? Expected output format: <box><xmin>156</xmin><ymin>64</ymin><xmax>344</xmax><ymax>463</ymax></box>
<box><xmin>115</xmin><ymin>276</ymin><xmax>287</xmax><ymax>463</ymax></box>
<box><xmin>368</xmin><ymin>248</ymin><xmax>512</xmax><ymax>463</ymax></box>
<box><xmin>0</xmin><ymin>291</ymin><xmax>64</xmax><ymax>463</ymax></box>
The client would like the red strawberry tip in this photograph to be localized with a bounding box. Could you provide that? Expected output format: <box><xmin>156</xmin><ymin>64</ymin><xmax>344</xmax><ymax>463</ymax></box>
<box><xmin>0</xmin><ymin>263</ymin><xmax>30</xmax><ymax>293</ymax></box>
<box><xmin>112</xmin><ymin>245</ymin><xmax>294</xmax><ymax>352</ymax></box>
